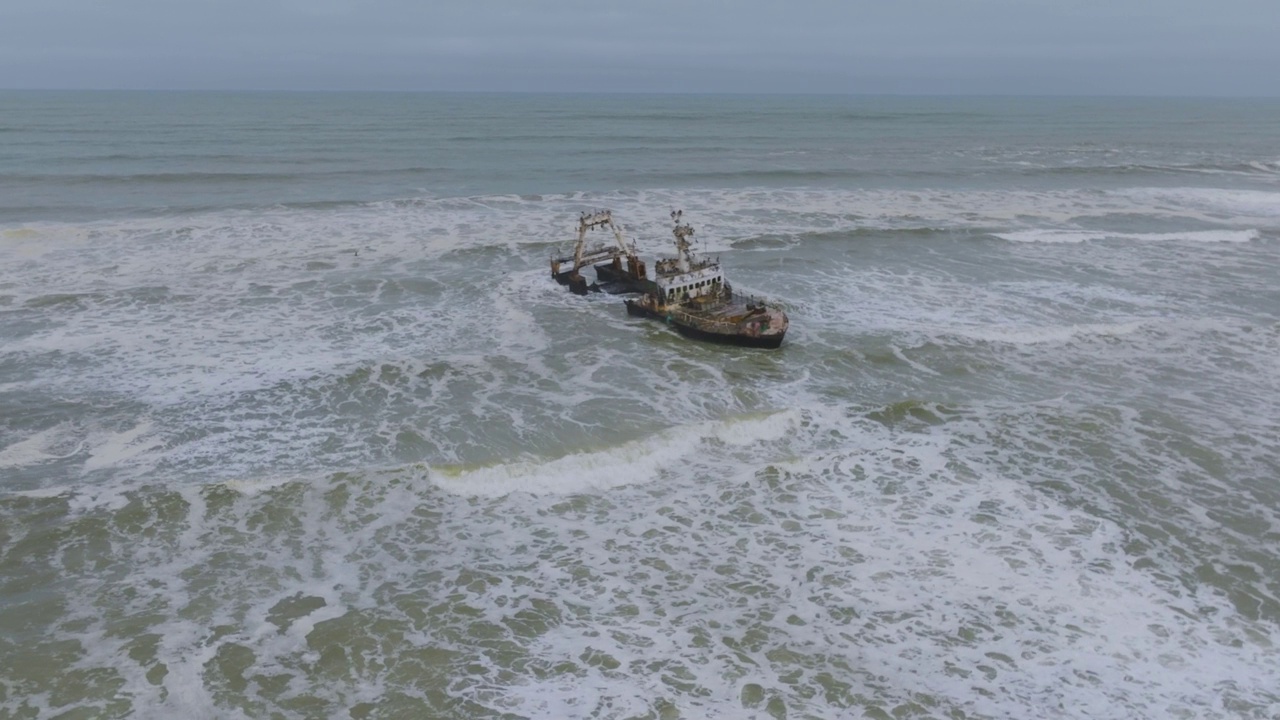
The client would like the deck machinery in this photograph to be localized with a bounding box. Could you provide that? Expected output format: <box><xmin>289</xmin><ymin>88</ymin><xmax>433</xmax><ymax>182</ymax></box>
<box><xmin>550</xmin><ymin>210</ymin><xmax>650</xmax><ymax>295</ymax></box>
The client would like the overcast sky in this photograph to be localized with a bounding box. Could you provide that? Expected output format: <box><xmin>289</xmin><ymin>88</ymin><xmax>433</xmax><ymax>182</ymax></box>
<box><xmin>1</xmin><ymin>0</ymin><xmax>1276</xmax><ymax>95</ymax></box>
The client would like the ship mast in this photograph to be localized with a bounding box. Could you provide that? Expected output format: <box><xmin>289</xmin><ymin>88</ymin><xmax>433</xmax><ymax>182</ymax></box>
<box><xmin>670</xmin><ymin>209</ymin><xmax>695</xmax><ymax>273</ymax></box>
<box><xmin>551</xmin><ymin>208</ymin><xmax>648</xmax><ymax>295</ymax></box>
<box><xmin>574</xmin><ymin>210</ymin><xmax>632</xmax><ymax>269</ymax></box>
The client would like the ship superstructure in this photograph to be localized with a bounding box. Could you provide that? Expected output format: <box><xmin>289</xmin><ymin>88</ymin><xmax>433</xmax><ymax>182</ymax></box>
<box><xmin>624</xmin><ymin>211</ymin><xmax>788</xmax><ymax>348</ymax></box>
<box><xmin>649</xmin><ymin>211</ymin><xmax>726</xmax><ymax>306</ymax></box>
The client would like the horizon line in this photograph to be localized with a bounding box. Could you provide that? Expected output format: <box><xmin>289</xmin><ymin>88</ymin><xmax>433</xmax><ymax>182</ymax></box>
<box><xmin>3</xmin><ymin>87</ymin><xmax>1279</xmax><ymax>100</ymax></box>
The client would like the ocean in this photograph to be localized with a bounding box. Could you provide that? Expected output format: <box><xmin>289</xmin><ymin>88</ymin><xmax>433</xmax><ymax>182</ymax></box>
<box><xmin>1</xmin><ymin>91</ymin><xmax>1278</xmax><ymax>719</ymax></box>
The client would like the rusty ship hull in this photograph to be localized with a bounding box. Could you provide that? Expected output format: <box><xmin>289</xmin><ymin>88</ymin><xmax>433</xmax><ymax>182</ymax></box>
<box><xmin>552</xmin><ymin>255</ymin><xmax>652</xmax><ymax>295</ymax></box>
<box><xmin>624</xmin><ymin>297</ymin><xmax>787</xmax><ymax>349</ymax></box>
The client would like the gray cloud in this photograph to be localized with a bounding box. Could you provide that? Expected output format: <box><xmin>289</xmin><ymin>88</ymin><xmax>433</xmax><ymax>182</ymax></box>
<box><xmin>1</xmin><ymin>0</ymin><xmax>1276</xmax><ymax>94</ymax></box>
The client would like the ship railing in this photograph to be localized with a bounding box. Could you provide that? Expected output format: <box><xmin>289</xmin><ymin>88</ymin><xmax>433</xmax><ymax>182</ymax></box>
<box><xmin>665</xmin><ymin>307</ymin><xmax>741</xmax><ymax>334</ymax></box>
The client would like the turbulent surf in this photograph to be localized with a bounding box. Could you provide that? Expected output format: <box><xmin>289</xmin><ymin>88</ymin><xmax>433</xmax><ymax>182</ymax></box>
<box><xmin>2</xmin><ymin>91</ymin><xmax>1280</xmax><ymax>720</ymax></box>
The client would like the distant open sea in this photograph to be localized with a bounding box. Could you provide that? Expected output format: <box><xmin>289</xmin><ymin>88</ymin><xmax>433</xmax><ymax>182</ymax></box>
<box><xmin>2</xmin><ymin>91</ymin><xmax>1279</xmax><ymax>719</ymax></box>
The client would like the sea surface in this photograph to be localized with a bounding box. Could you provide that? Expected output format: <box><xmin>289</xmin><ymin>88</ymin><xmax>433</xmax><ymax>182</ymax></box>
<box><xmin>2</xmin><ymin>91</ymin><xmax>1279</xmax><ymax>719</ymax></box>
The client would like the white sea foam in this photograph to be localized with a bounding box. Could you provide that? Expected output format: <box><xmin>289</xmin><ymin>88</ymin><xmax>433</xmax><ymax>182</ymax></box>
<box><xmin>83</xmin><ymin>421</ymin><xmax>162</xmax><ymax>471</ymax></box>
<box><xmin>10</xmin><ymin>387</ymin><xmax>1279</xmax><ymax>719</ymax></box>
<box><xmin>0</xmin><ymin>423</ymin><xmax>83</xmax><ymax>468</ymax></box>
<box><xmin>3</xmin><ymin>184</ymin><xmax>1273</xmax><ymax>494</ymax></box>
<box><xmin>430</xmin><ymin>410</ymin><xmax>799</xmax><ymax>497</ymax></box>
<box><xmin>215</xmin><ymin>474</ymin><xmax>308</xmax><ymax>497</ymax></box>
<box><xmin>948</xmin><ymin>321</ymin><xmax>1146</xmax><ymax>345</ymax></box>
<box><xmin>4</xmin><ymin>186</ymin><xmax>1275</xmax><ymax>273</ymax></box>
<box><xmin>6</xmin><ymin>98</ymin><xmax>1280</xmax><ymax>720</ymax></box>
<box><xmin>1117</xmin><ymin>187</ymin><xmax>1280</xmax><ymax>222</ymax></box>
<box><xmin>996</xmin><ymin>228</ymin><xmax>1261</xmax><ymax>243</ymax></box>
<box><xmin>199</xmin><ymin>405</ymin><xmax>1278</xmax><ymax>717</ymax></box>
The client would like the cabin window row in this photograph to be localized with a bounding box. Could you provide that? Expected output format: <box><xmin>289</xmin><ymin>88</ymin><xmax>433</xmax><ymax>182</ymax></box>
<box><xmin>672</xmin><ymin>280</ymin><xmax>717</xmax><ymax>292</ymax></box>
<box><xmin>665</xmin><ymin>279</ymin><xmax>719</xmax><ymax>301</ymax></box>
